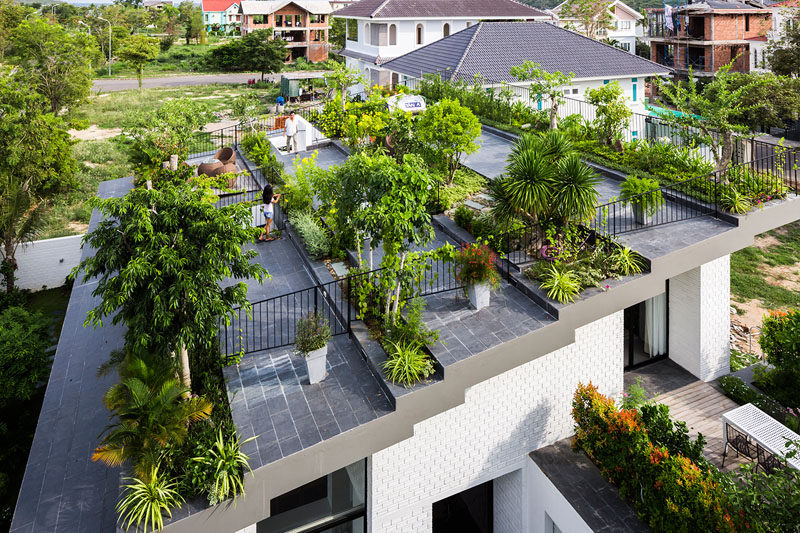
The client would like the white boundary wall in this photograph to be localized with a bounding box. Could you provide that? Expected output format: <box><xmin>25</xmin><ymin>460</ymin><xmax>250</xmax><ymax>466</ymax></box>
<box><xmin>12</xmin><ymin>235</ymin><xmax>83</xmax><ymax>291</ymax></box>
<box><xmin>368</xmin><ymin>311</ymin><xmax>624</xmax><ymax>532</ymax></box>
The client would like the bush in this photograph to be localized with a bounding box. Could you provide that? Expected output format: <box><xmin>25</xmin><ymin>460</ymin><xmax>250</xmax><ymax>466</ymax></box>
<box><xmin>0</xmin><ymin>306</ymin><xmax>51</xmax><ymax>407</ymax></box>
<box><xmin>620</xmin><ymin>175</ymin><xmax>664</xmax><ymax>216</ymax></box>
<box><xmin>572</xmin><ymin>383</ymin><xmax>740</xmax><ymax>533</ymax></box>
<box><xmin>190</xmin><ymin>428</ymin><xmax>253</xmax><ymax>505</ymax></box>
<box><xmin>384</xmin><ymin>297</ymin><xmax>439</xmax><ymax>347</ymax></box>
<box><xmin>539</xmin><ymin>264</ymin><xmax>580</xmax><ymax>303</ymax></box>
<box><xmin>241</xmin><ymin>132</ymin><xmax>285</xmax><ymax>184</ymax></box>
<box><xmin>453</xmin><ymin>204</ymin><xmax>474</xmax><ymax>229</ymax></box>
<box><xmin>454</xmin><ymin>243</ymin><xmax>500</xmax><ymax>288</ymax></box>
<box><xmin>759</xmin><ymin>309</ymin><xmax>800</xmax><ymax>378</ymax></box>
<box><xmin>280</xmin><ymin>152</ymin><xmax>320</xmax><ymax>213</ymax></box>
<box><xmin>382</xmin><ymin>340</ymin><xmax>435</xmax><ymax>387</ymax></box>
<box><xmin>639</xmin><ymin>403</ymin><xmax>707</xmax><ymax>466</ymax></box>
<box><xmin>116</xmin><ymin>465</ymin><xmax>184</xmax><ymax>533</ymax></box>
<box><xmin>726</xmin><ymin>458</ymin><xmax>800</xmax><ymax>533</ymax></box>
<box><xmin>289</xmin><ymin>211</ymin><xmax>330</xmax><ymax>259</ymax></box>
<box><xmin>159</xmin><ymin>35</ymin><xmax>175</xmax><ymax>53</ymax></box>
<box><xmin>295</xmin><ymin>312</ymin><xmax>330</xmax><ymax>355</ymax></box>
<box><xmin>717</xmin><ymin>375</ymin><xmax>790</xmax><ymax>428</ymax></box>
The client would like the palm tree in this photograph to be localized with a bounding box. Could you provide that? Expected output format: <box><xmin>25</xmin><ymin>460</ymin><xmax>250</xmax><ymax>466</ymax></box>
<box><xmin>93</xmin><ymin>355</ymin><xmax>212</xmax><ymax>480</ymax></box>
<box><xmin>551</xmin><ymin>155</ymin><xmax>601</xmax><ymax>226</ymax></box>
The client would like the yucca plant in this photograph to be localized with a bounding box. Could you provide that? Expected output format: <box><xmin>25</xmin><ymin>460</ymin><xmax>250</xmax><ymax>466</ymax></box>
<box><xmin>540</xmin><ymin>264</ymin><xmax>581</xmax><ymax>303</ymax></box>
<box><xmin>499</xmin><ymin>148</ymin><xmax>554</xmax><ymax>223</ymax></box>
<box><xmin>93</xmin><ymin>355</ymin><xmax>213</xmax><ymax>480</ymax></box>
<box><xmin>117</xmin><ymin>464</ymin><xmax>184</xmax><ymax>533</ymax></box>
<box><xmin>551</xmin><ymin>154</ymin><xmax>601</xmax><ymax>225</ymax></box>
<box><xmin>192</xmin><ymin>428</ymin><xmax>254</xmax><ymax>505</ymax></box>
<box><xmin>382</xmin><ymin>341</ymin><xmax>435</xmax><ymax>387</ymax></box>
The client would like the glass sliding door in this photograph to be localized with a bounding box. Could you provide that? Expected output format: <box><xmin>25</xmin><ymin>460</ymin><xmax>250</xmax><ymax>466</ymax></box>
<box><xmin>624</xmin><ymin>284</ymin><xmax>669</xmax><ymax>370</ymax></box>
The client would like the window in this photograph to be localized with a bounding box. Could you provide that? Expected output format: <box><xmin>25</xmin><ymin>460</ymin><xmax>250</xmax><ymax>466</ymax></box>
<box><xmin>545</xmin><ymin>513</ymin><xmax>563</xmax><ymax>533</ymax></box>
<box><xmin>310</xmin><ymin>14</ymin><xmax>325</xmax><ymax>23</ymax></box>
<box><xmin>346</xmin><ymin>18</ymin><xmax>358</xmax><ymax>40</ymax></box>
<box><xmin>753</xmin><ymin>48</ymin><xmax>758</xmax><ymax>67</ymax></box>
<box><xmin>466</xmin><ymin>21</ymin><xmax>471</xmax><ymax>27</ymax></box>
<box><xmin>389</xmin><ymin>24</ymin><xmax>397</xmax><ymax>45</ymax></box>
<box><xmin>295</xmin><ymin>14</ymin><xmax>302</xmax><ymax>27</ymax></box>
<box><xmin>253</xmin><ymin>14</ymin><xmax>267</xmax><ymax>24</ymax></box>
<box><xmin>563</xmin><ymin>89</ymin><xmax>570</xmax><ymax>95</ymax></box>
<box><xmin>572</xmin><ymin>88</ymin><xmax>579</xmax><ymax>95</ymax></box>
<box><xmin>416</xmin><ymin>23</ymin><xmax>423</xmax><ymax>45</ymax></box>
<box><xmin>364</xmin><ymin>23</ymin><xmax>370</xmax><ymax>44</ymax></box>
<box><xmin>370</xmin><ymin>23</ymin><xmax>388</xmax><ymax>45</ymax></box>
<box><xmin>443</xmin><ymin>23</ymin><xmax>450</xmax><ymax>37</ymax></box>
<box><xmin>617</xmin><ymin>20</ymin><xmax>631</xmax><ymax>30</ymax></box>
<box><xmin>621</xmin><ymin>41</ymin><xmax>631</xmax><ymax>51</ymax></box>
<box><xmin>745</xmin><ymin>14</ymin><xmax>750</xmax><ymax>32</ymax></box>
<box><xmin>274</xmin><ymin>14</ymin><xmax>283</xmax><ymax>26</ymax></box>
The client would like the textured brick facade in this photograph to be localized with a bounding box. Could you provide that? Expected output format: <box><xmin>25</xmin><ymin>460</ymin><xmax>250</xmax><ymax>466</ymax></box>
<box><xmin>241</xmin><ymin>5</ymin><xmax>329</xmax><ymax>62</ymax></box>
<box><xmin>493</xmin><ymin>469</ymin><xmax>523</xmax><ymax>533</ymax></box>
<box><xmin>368</xmin><ymin>312</ymin><xmax>624</xmax><ymax>532</ymax></box>
<box><xmin>669</xmin><ymin>255</ymin><xmax>731</xmax><ymax>382</ymax></box>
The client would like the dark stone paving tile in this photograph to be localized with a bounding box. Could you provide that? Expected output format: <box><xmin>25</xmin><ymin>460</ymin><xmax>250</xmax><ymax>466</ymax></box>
<box><xmin>278</xmin><ymin>436</ymin><xmax>302</xmax><ymax>456</ymax></box>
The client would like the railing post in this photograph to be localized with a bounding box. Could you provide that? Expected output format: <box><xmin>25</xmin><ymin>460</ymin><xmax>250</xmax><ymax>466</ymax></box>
<box><xmin>714</xmin><ymin>170</ymin><xmax>720</xmax><ymax>219</ymax></box>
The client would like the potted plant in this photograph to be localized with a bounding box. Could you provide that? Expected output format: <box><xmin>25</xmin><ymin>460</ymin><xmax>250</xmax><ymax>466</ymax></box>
<box><xmin>620</xmin><ymin>176</ymin><xmax>664</xmax><ymax>225</ymax></box>
<box><xmin>455</xmin><ymin>243</ymin><xmax>501</xmax><ymax>310</ymax></box>
<box><xmin>295</xmin><ymin>312</ymin><xmax>331</xmax><ymax>384</ymax></box>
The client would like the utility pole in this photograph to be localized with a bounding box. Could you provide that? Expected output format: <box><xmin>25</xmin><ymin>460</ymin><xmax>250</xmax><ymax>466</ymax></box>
<box><xmin>98</xmin><ymin>16</ymin><xmax>112</xmax><ymax>77</ymax></box>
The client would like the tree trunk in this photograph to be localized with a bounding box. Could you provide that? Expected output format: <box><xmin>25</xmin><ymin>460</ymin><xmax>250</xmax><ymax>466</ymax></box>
<box><xmin>1</xmin><ymin>256</ymin><xmax>16</xmax><ymax>293</ymax></box>
<box><xmin>340</xmin><ymin>86</ymin><xmax>347</xmax><ymax>113</ymax></box>
<box><xmin>717</xmin><ymin>130</ymin><xmax>734</xmax><ymax>176</ymax></box>
<box><xmin>137</xmin><ymin>65</ymin><xmax>143</xmax><ymax>90</ymax></box>
<box><xmin>550</xmin><ymin>98</ymin><xmax>559</xmax><ymax>130</ymax></box>
<box><xmin>389</xmin><ymin>252</ymin><xmax>407</xmax><ymax>323</ymax></box>
<box><xmin>179</xmin><ymin>344</ymin><xmax>191</xmax><ymax>396</ymax></box>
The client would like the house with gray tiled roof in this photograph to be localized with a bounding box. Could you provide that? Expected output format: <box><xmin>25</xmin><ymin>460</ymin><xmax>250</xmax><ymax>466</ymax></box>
<box><xmin>551</xmin><ymin>0</ymin><xmax>644</xmax><ymax>54</ymax></box>
<box><xmin>335</xmin><ymin>0</ymin><xmax>552</xmax><ymax>88</ymax></box>
<box><xmin>382</xmin><ymin>21</ymin><xmax>670</xmax><ymax>113</ymax></box>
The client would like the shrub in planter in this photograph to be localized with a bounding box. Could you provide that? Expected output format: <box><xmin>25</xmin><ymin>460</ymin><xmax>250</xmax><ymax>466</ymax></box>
<box><xmin>539</xmin><ymin>264</ymin><xmax>581</xmax><ymax>303</ymax></box>
<box><xmin>620</xmin><ymin>176</ymin><xmax>664</xmax><ymax>224</ymax></box>
<box><xmin>455</xmin><ymin>243</ymin><xmax>500</xmax><ymax>309</ymax></box>
<box><xmin>295</xmin><ymin>312</ymin><xmax>331</xmax><ymax>384</ymax></box>
<box><xmin>718</xmin><ymin>375</ymin><xmax>788</xmax><ymax>424</ymax></box>
<box><xmin>719</xmin><ymin>186</ymin><xmax>753</xmax><ymax>214</ymax></box>
<box><xmin>382</xmin><ymin>340</ymin><xmax>435</xmax><ymax>386</ymax></box>
<box><xmin>759</xmin><ymin>309</ymin><xmax>800</xmax><ymax>379</ymax></box>
<box><xmin>289</xmin><ymin>211</ymin><xmax>330</xmax><ymax>259</ymax></box>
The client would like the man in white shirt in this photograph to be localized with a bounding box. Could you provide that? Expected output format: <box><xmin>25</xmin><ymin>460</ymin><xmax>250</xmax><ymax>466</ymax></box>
<box><xmin>285</xmin><ymin>110</ymin><xmax>298</xmax><ymax>153</ymax></box>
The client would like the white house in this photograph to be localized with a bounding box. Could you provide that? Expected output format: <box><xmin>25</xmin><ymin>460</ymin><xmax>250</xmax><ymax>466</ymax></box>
<box><xmin>202</xmin><ymin>0</ymin><xmax>242</xmax><ymax>34</ymax></box>
<box><xmin>382</xmin><ymin>21</ymin><xmax>670</xmax><ymax>114</ymax></box>
<box><xmin>750</xmin><ymin>0</ymin><xmax>799</xmax><ymax>72</ymax></box>
<box><xmin>551</xmin><ymin>0</ymin><xmax>644</xmax><ymax>53</ymax></box>
<box><xmin>334</xmin><ymin>0</ymin><xmax>553</xmax><ymax>89</ymax></box>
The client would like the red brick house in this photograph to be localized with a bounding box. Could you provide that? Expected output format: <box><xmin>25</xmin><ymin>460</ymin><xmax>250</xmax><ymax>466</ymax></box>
<box><xmin>240</xmin><ymin>0</ymin><xmax>333</xmax><ymax>62</ymax></box>
<box><xmin>647</xmin><ymin>0</ymin><xmax>772</xmax><ymax>75</ymax></box>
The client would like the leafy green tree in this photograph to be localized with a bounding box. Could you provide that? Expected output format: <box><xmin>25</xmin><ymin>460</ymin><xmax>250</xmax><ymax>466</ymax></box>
<box><xmin>767</xmin><ymin>11</ymin><xmax>800</xmax><ymax>78</ymax></box>
<box><xmin>118</xmin><ymin>34</ymin><xmax>160</xmax><ymax>90</ymax></box>
<box><xmin>654</xmin><ymin>62</ymin><xmax>766</xmax><ymax>172</ymax></box>
<box><xmin>416</xmin><ymin>98</ymin><xmax>481</xmax><ymax>185</ymax></box>
<box><xmin>558</xmin><ymin>0</ymin><xmax>614</xmax><ymax>39</ymax></box>
<box><xmin>93</xmin><ymin>354</ymin><xmax>212</xmax><ymax>480</ymax></box>
<box><xmin>178</xmin><ymin>0</ymin><xmax>202</xmax><ymax>44</ymax></box>
<box><xmin>0</xmin><ymin>75</ymin><xmax>76</xmax><ymax>293</ymax></box>
<box><xmin>0</xmin><ymin>306</ymin><xmax>50</xmax><ymax>407</ymax></box>
<box><xmin>329</xmin><ymin>17</ymin><xmax>346</xmax><ymax>49</ymax></box>
<box><xmin>585</xmin><ymin>80</ymin><xmax>632</xmax><ymax>150</ymax></box>
<box><xmin>240</xmin><ymin>29</ymin><xmax>287</xmax><ymax>81</ymax></box>
<box><xmin>510</xmin><ymin>61</ymin><xmax>575</xmax><ymax>129</ymax></box>
<box><xmin>125</xmin><ymin>98</ymin><xmax>213</xmax><ymax>165</ymax></box>
<box><xmin>72</xmin><ymin>170</ymin><xmax>267</xmax><ymax>390</ymax></box>
<box><xmin>323</xmin><ymin>60</ymin><xmax>366</xmax><ymax>112</ymax></box>
<box><xmin>9</xmin><ymin>18</ymin><xmax>100</xmax><ymax>114</ymax></box>
<box><xmin>231</xmin><ymin>93</ymin><xmax>262</xmax><ymax>132</ymax></box>
<box><xmin>0</xmin><ymin>0</ymin><xmax>29</xmax><ymax>60</ymax></box>
<box><xmin>722</xmin><ymin>73</ymin><xmax>800</xmax><ymax>132</ymax></box>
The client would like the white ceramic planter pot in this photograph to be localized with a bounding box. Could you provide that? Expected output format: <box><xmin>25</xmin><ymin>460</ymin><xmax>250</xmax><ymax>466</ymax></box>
<box><xmin>305</xmin><ymin>345</ymin><xmax>328</xmax><ymax>384</ymax></box>
<box><xmin>468</xmin><ymin>282</ymin><xmax>490</xmax><ymax>310</ymax></box>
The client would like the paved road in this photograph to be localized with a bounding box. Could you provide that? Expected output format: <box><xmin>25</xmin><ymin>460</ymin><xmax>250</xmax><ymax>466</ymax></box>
<box><xmin>92</xmin><ymin>72</ymin><xmax>277</xmax><ymax>92</ymax></box>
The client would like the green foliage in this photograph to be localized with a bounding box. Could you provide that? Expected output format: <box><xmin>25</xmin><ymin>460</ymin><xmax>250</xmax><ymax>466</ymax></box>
<box><xmin>190</xmin><ymin>428</ymin><xmax>253</xmax><ymax>506</ymax></box>
<box><xmin>639</xmin><ymin>403</ymin><xmax>707</xmax><ymax>466</ymax></box>
<box><xmin>510</xmin><ymin>60</ymin><xmax>574</xmax><ymax>129</ymax></box>
<box><xmin>619</xmin><ymin>175</ymin><xmax>664</xmax><ymax>216</ymax></box>
<box><xmin>539</xmin><ymin>264</ymin><xmax>581</xmax><ymax>303</ymax></box>
<box><xmin>609</xmin><ymin>245</ymin><xmax>645</xmax><ymax>276</ymax></box>
<box><xmin>241</xmin><ymin>132</ymin><xmax>285</xmax><ymax>184</ymax></box>
<box><xmin>0</xmin><ymin>306</ymin><xmax>50</xmax><ymax>407</ymax></box>
<box><xmin>230</xmin><ymin>93</ymin><xmax>262</xmax><ymax>132</ymax></box>
<box><xmin>730</xmin><ymin>348</ymin><xmax>760</xmax><ymax>372</ymax></box>
<box><xmin>125</xmin><ymin>98</ymin><xmax>212</xmax><ymax>165</ymax></box>
<box><xmin>383</xmin><ymin>297</ymin><xmax>439</xmax><ymax>348</ymax></box>
<box><xmin>323</xmin><ymin>61</ymin><xmax>366</xmax><ymax>112</ymax></box>
<box><xmin>621</xmin><ymin>377</ymin><xmax>649</xmax><ymax>410</ymax></box>
<box><xmin>281</xmin><ymin>151</ymin><xmax>318</xmax><ymax>213</ymax></box>
<box><xmin>289</xmin><ymin>211</ymin><xmax>330</xmax><ymax>259</ymax></box>
<box><xmin>416</xmin><ymin>98</ymin><xmax>481</xmax><ymax>184</ymax></box>
<box><xmin>759</xmin><ymin>309</ymin><xmax>800</xmax><ymax>380</ymax></box>
<box><xmin>316</xmin><ymin>100</ymin><xmax>347</xmax><ymax>138</ymax></box>
<box><xmin>205</xmin><ymin>29</ymin><xmax>286</xmax><ymax>80</ymax></box>
<box><xmin>382</xmin><ymin>341</ymin><xmax>435</xmax><ymax>387</ymax></box>
<box><xmin>295</xmin><ymin>312</ymin><xmax>331</xmax><ymax>355</ymax></box>
<box><xmin>572</xmin><ymin>383</ymin><xmax>741</xmax><ymax>533</ymax></box>
<box><xmin>436</xmin><ymin>168</ymin><xmax>487</xmax><ymax>212</ymax></box>
<box><xmin>557</xmin><ymin>0</ymin><xmax>615</xmax><ymax>39</ymax></box>
<box><xmin>454</xmin><ymin>243</ymin><xmax>501</xmax><ymax>289</ymax></box>
<box><xmin>9</xmin><ymin>18</ymin><xmax>99</xmax><ymax>114</ymax></box>
<box><xmin>767</xmin><ymin>12</ymin><xmax>800</xmax><ymax>78</ymax></box>
<box><xmin>585</xmin><ymin>81</ymin><xmax>631</xmax><ymax>150</ymax></box>
<box><xmin>454</xmin><ymin>205</ymin><xmax>474</xmax><ymax>229</ymax></box>
<box><xmin>117</xmin><ymin>464</ymin><xmax>184</xmax><ymax>533</ymax></box>
<box><xmin>119</xmin><ymin>35</ymin><xmax>160</xmax><ymax>89</ymax></box>
<box><xmin>727</xmin><ymin>461</ymin><xmax>800</xmax><ymax>533</ymax></box>
<box><xmin>93</xmin><ymin>354</ymin><xmax>213</xmax><ymax>479</ymax></box>
<box><xmin>717</xmin><ymin>375</ymin><xmax>791</xmax><ymax>429</ymax></box>
<box><xmin>719</xmin><ymin>186</ymin><xmax>753</xmax><ymax>214</ymax></box>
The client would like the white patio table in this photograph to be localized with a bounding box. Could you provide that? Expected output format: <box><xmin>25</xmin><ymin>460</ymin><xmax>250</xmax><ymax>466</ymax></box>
<box><xmin>722</xmin><ymin>403</ymin><xmax>800</xmax><ymax>470</ymax></box>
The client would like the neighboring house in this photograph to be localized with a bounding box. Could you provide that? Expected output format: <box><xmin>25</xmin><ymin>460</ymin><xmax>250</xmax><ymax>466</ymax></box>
<box><xmin>330</xmin><ymin>0</ymin><xmax>359</xmax><ymax>10</ymax></box>
<box><xmin>551</xmin><ymin>0</ymin><xmax>644</xmax><ymax>53</ymax></box>
<box><xmin>647</xmin><ymin>0</ymin><xmax>772</xmax><ymax>75</ymax></box>
<box><xmin>143</xmin><ymin>0</ymin><xmax>173</xmax><ymax>9</ymax></box>
<box><xmin>239</xmin><ymin>0</ymin><xmax>333</xmax><ymax>62</ymax></box>
<box><xmin>750</xmin><ymin>0</ymin><xmax>800</xmax><ymax>72</ymax></box>
<box><xmin>202</xmin><ymin>0</ymin><xmax>242</xmax><ymax>34</ymax></box>
<box><xmin>334</xmin><ymin>0</ymin><xmax>552</xmax><ymax>88</ymax></box>
<box><xmin>382</xmin><ymin>21</ymin><xmax>670</xmax><ymax>114</ymax></box>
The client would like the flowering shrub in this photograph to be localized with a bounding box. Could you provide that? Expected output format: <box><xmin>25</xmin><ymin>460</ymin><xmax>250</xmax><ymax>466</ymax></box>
<box><xmin>572</xmin><ymin>383</ymin><xmax>742</xmax><ymax>533</ymax></box>
<box><xmin>454</xmin><ymin>243</ymin><xmax>500</xmax><ymax>289</ymax></box>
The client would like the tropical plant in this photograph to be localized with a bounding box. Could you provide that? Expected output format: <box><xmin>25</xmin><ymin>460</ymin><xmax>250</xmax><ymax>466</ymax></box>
<box><xmin>454</xmin><ymin>243</ymin><xmax>500</xmax><ymax>289</ymax></box>
<box><xmin>540</xmin><ymin>264</ymin><xmax>581</xmax><ymax>303</ymax></box>
<box><xmin>191</xmin><ymin>428</ymin><xmax>253</xmax><ymax>505</ymax></box>
<box><xmin>719</xmin><ymin>186</ymin><xmax>753</xmax><ymax>214</ymax></box>
<box><xmin>117</xmin><ymin>464</ymin><xmax>184</xmax><ymax>533</ymax></box>
<box><xmin>620</xmin><ymin>176</ymin><xmax>664</xmax><ymax>216</ymax></box>
<box><xmin>551</xmin><ymin>154</ymin><xmax>601</xmax><ymax>225</ymax></box>
<box><xmin>0</xmin><ymin>306</ymin><xmax>51</xmax><ymax>407</ymax></box>
<box><xmin>416</xmin><ymin>98</ymin><xmax>481</xmax><ymax>184</ymax></box>
<box><xmin>93</xmin><ymin>355</ymin><xmax>213</xmax><ymax>479</ymax></box>
<box><xmin>289</xmin><ymin>211</ymin><xmax>330</xmax><ymax>259</ymax></box>
<box><xmin>295</xmin><ymin>312</ymin><xmax>331</xmax><ymax>356</ymax></box>
<box><xmin>125</xmin><ymin>98</ymin><xmax>212</xmax><ymax>165</ymax></box>
<box><xmin>382</xmin><ymin>341</ymin><xmax>435</xmax><ymax>386</ymax></box>
<box><xmin>510</xmin><ymin>61</ymin><xmax>575</xmax><ymax>129</ymax></box>
<box><xmin>609</xmin><ymin>245</ymin><xmax>644</xmax><ymax>275</ymax></box>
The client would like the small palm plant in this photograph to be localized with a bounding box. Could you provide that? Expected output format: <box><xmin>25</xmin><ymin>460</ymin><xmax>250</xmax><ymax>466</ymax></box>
<box><xmin>191</xmin><ymin>428</ymin><xmax>254</xmax><ymax>505</ymax></box>
<box><xmin>382</xmin><ymin>341</ymin><xmax>435</xmax><ymax>387</ymax></box>
<box><xmin>93</xmin><ymin>355</ymin><xmax>213</xmax><ymax>480</ymax></box>
<box><xmin>117</xmin><ymin>464</ymin><xmax>184</xmax><ymax>533</ymax></box>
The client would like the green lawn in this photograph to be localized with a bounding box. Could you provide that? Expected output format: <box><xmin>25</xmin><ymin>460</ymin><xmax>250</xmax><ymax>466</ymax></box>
<box><xmin>730</xmin><ymin>222</ymin><xmax>800</xmax><ymax>310</ymax></box>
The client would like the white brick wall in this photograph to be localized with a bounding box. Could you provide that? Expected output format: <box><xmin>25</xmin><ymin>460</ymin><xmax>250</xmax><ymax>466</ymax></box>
<box><xmin>368</xmin><ymin>312</ymin><xmax>624</xmax><ymax>532</ymax></box>
<box><xmin>11</xmin><ymin>235</ymin><xmax>83</xmax><ymax>291</ymax></box>
<box><xmin>669</xmin><ymin>255</ymin><xmax>730</xmax><ymax>381</ymax></box>
<box><xmin>494</xmin><ymin>469</ymin><xmax>523</xmax><ymax>533</ymax></box>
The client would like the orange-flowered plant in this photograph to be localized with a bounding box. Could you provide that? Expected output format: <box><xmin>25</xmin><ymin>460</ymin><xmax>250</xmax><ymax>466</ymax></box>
<box><xmin>454</xmin><ymin>242</ymin><xmax>501</xmax><ymax>289</ymax></box>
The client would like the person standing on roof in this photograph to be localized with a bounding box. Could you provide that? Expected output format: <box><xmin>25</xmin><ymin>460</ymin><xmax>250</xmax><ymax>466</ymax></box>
<box><xmin>285</xmin><ymin>110</ymin><xmax>298</xmax><ymax>154</ymax></box>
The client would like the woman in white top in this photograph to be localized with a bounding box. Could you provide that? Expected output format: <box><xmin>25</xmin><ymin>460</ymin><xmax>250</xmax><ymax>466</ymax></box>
<box><xmin>285</xmin><ymin>110</ymin><xmax>298</xmax><ymax>153</ymax></box>
<box><xmin>258</xmin><ymin>184</ymin><xmax>281</xmax><ymax>242</ymax></box>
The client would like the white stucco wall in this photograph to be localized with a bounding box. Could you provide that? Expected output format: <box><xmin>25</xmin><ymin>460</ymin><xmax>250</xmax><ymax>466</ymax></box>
<box><xmin>12</xmin><ymin>235</ymin><xmax>83</xmax><ymax>291</ymax></box>
<box><xmin>669</xmin><ymin>255</ymin><xmax>731</xmax><ymax>382</ymax></box>
<box><xmin>368</xmin><ymin>311</ymin><xmax>624</xmax><ymax>532</ymax></box>
<box><xmin>527</xmin><ymin>461</ymin><xmax>593</xmax><ymax>533</ymax></box>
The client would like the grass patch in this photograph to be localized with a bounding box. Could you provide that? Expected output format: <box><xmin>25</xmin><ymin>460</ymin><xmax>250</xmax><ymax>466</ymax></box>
<box><xmin>437</xmin><ymin>167</ymin><xmax>487</xmax><ymax>211</ymax></box>
<box><xmin>730</xmin><ymin>222</ymin><xmax>800</xmax><ymax>310</ymax></box>
<box><xmin>95</xmin><ymin>42</ymin><xmax>222</xmax><ymax>79</ymax></box>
